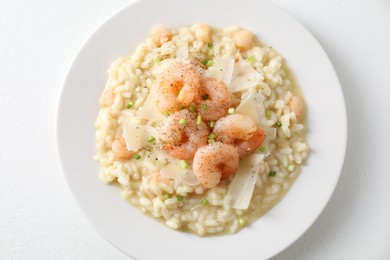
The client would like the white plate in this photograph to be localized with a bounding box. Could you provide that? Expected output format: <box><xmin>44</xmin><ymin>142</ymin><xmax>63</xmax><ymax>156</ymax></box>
<box><xmin>56</xmin><ymin>0</ymin><xmax>347</xmax><ymax>259</ymax></box>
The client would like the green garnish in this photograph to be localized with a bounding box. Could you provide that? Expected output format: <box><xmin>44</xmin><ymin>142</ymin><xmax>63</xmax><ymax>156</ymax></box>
<box><xmin>154</xmin><ymin>57</ymin><xmax>161</xmax><ymax>64</ymax></box>
<box><xmin>126</xmin><ymin>101</ymin><xmax>134</xmax><ymax>109</ymax></box>
<box><xmin>202</xmin><ymin>104</ymin><xmax>208</xmax><ymax>110</ymax></box>
<box><xmin>202</xmin><ymin>94</ymin><xmax>209</xmax><ymax>100</ymax></box>
<box><xmin>147</xmin><ymin>136</ymin><xmax>155</xmax><ymax>143</ymax></box>
<box><xmin>209</xmin><ymin>121</ymin><xmax>215</xmax><ymax>128</ymax></box>
<box><xmin>201</xmin><ymin>198</ymin><xmax>209</xmax><ymax>205</ymax></box>
<box><xmin>135</xmin><ymin>86</ymin><xmax>142</xmax><ymax>92</ymax></box>
<box><xmin>228</xmin><ymin>108</ymin><xmax>235</xmax><ymax>114</ymax></box>
<box><xmin>269</xmin><ymin>171</ymin><xmax>276</xmax><ymax>177</ymax></box>
<box><xmin>238</xmin><ymin>218</ymin><xmax>246</xmax><ymax>226</ymax></box>
<box><xmin>164</xmin><ymin>194</ymin><xmax>170</xmax><ymax>199</ymax></box>
<box><xmin>134</xmin><ymin>154</ymin><xmax>141</xmax><ymax>160</ymax></box>
<box><xmin>197</xmin><ymin>115</ymin><xmax>202</xmax><ymax>125</ymax></box>
<box><xmin>207</xmin><ymin>42</ymin><xmax>213</xmax><ymax>48</ymax></box>
<box><xmin>265</xmin><ymin>109</ymin><xmax>271</xmax><ymax>117</ymax></box>
<box><xmin>258</xmin><ymin>146</ymin><xmax>266</xmax><ymax>152</ymax></box>
<box><xmin>176</xmin><ymin>195</ymin><xmax>184</xmax><ymax>201</ymax></box>
<box><xmin>164</xmin><ymin>112</ymin><xmax>170</xmax><ymax>117</ymax></box>
<box><xmin>201</xmin><ymin>59</ymin><xmax>208</xmax><ymax>65</ymax></box>
<box><xmin>189</xmin><ymin>104</ymin><xmax>196</xmax><ymax>112</ymax></box>
<box><xmin>247</xmin><ymin>55</ymin><xmax>256</xmax><ymax>64</ymax></box>
<box><xmin>180</xmin><ymin>160</ymin><xmax>188</xmax><ymax>169</ymax></box>
<box><xmin>179</xmin><ymin>118</ymin><xmax>187</xmax><ymax>126</ymax></box>
<box><xmin>275</xmin><ymin>120</ymin><xmax>282</xmax><ymax>128</ymax></box>
<box><xmin>208</xmin><ymin>133</ymin><xmax>215</xmax><ymax>140</ymax></box>
<box><xmin>206</xmin><ymin>60</ymin><xmax>214</xmax><ymax>67</ymax></box>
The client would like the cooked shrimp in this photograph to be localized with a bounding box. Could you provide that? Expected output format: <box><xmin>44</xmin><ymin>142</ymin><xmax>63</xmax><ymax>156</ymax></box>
<box><xmin>289</xmin><ymin>96</ymin><xmax>305</xmax><ymax>120</ymax></box>
<box><xmin>150</xmin><ymin>26</ymin><xmax>172</xmax><ymax>47</ymax></box>
<box><xmin>194</xmin><ymin>23</ymin><xmax>211</xmax><ymax>43</ymax></box>
<box><xmin>158</xmin><ymin>109</ymin><xmax>209</xmax><ymax>159</ymax></box>
<box><xmin>196</xmin><ymin>78</ymin><xmax>232</xmax><ymax>121</ymax></box>
<box><xmin>193</xmin><ymin>142</ymin><xmax>239</xmax><ymax>188</ymax></box>
<box><xmin>155</xmin><ymin>62</ymin><xmax>201</xmax><ymax>113</ymax></box>
<box><xmin>213</xmin><ymin>114</ymin><xmax>266</xmax><ymax>158</ymax></box>
<box><xmin>233</xmin><ymin>29</ymin><xmax>254</xmax><ymax>50</ymax></box>
<box><xmin>111</xmin><ymin>136</ymin><xmax>135</xmax><ymax>160</ymax></box>
<box><xmin>99</xmin><ymin>88</ymin><xmax>115</xmax><ymax>107</ymax></box>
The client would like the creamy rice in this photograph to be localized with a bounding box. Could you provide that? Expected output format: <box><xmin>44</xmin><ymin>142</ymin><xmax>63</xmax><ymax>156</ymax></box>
<box><xmin>95</xmin><ymin>25</ymin><xmax>309</xmax><ymax>236</ymax></box>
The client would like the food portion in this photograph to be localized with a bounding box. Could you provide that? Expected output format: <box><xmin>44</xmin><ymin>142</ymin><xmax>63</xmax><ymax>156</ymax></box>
<box><xmin>95</xmin><ymin>24</ymin><xmax>309</xmax><ymax>235</ymax></box>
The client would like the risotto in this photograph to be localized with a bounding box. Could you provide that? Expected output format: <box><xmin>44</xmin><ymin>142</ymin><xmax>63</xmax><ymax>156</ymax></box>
<box><xmin>95</xmin><ymin>24</ymin><xmax>309</xmax><ymax>236</ymax></box>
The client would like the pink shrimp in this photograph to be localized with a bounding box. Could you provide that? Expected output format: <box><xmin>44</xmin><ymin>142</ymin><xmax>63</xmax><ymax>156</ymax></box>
<box><xmin>111</xmin><ymin>136</ymin><xmax>135</xmax><ymax>160</ymax></box>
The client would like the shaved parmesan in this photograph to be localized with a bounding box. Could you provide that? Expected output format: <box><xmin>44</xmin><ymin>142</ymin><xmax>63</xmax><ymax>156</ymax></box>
<box><xmin>230</xmin><ymin>60</ymin><xmax>263</xmax><ymax>93</ymax></box>
<box><xmin>224</xmin><ymin>154</ymin><xmax>264</xmax><ymax>209</ymax></box>
<box><xmin>160</xmin><ymin>162</ymin><xmax>201</xmax><ymax>186</ymax></box>
<box><xmin>123</xmin><ymin>125</ymin><xmax>157</xmax><ymax>151</ymax></box>
<box><xmin>204</xmin><ymin>57</ymin><xmax>234</xmax><ymax>86</ymax></box>
<box><xmin>235</xmin><ymin>93</ymin><xmax>265</xmax><ymax>127</ymax></box>
<box><xmin>137</xmin><ymin>87</ymin><xmax>165</xmax><ymax>122</ymax></box>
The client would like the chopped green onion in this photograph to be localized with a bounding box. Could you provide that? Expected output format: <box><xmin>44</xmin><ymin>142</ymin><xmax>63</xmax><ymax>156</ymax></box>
<box><xmin>154</xmin><ymin>57</ymin><xmax>161</xmax><ymax>64</ymax></box>
<box><xmin>275</xmin><ymin>120</ymin><xmax>282</xmax><ymax>128</ymax></box>
<box><xmin>201</xmin><ymin>59</ymin><xmax>208</xmax><ymax>65</ymax></box>
<box><xmin>209</xmin><ymin>121</ymin><xmax>215</xmax><ymax>128</ymax></box>
<box><xmin>179</xmin><ymin>118</ymin><xmax>187</xmax><ymax>126</ymax></box>
<box><xmin>247</xmin><ymin>55</ymin><xmax>256</xmax><ymax>64</ymax></box>
<box><xmin>258</xmin><ymin>146</ymin><xmax>266</xmax><ymax>152</ymax></box>
<box><xmin>126</xmin><ymin>101</ymin><xmax>134</xmax><ymax>109</ymax></box>
<box><xmin>180</xmin><ymin>160</ymin><xmax>188</xmax><ymax>169</ymax></box>
<box><xmin>201</xmin><ymin>198</ymin><xmax>209</xmax><ymax>205</ymax></box>
<box><xmin>164</xmin><ymin>194</ymin><xmax>170</xmax><ymax>199</ymax></box>
<box><xmin>208</xmin><ymin>133</ymin><xmax>215</xmax><ymax>140</ymax></box>
<box><xmin>238</xmin><ymin>218</ymin><xmax>246</xmax><ymax>226</ymax></box>
<box><xmin>134</xmin><ymin>154</ymin><xmax>141</xmax><ymax>160</ymax></box>
<box><xmin>202</xmin><ymin>104</ymin><xmax>208</xmax><ymax>110</ymax></box>
<box><xmin>176</xmin><ymin>195</ymin><xmax>183</xmax><ymax>201</ymax></box>
<box><xmin>228</xmin><ymin>108</ymin><xmax>235</xmax><ymax>114</ymax></box>
<box><xmin>265</xmin><ymin>109</ymin><xmax>271</xmax><ymax>117</ymax></box>
<box><xmin>164</xmin><ymin>112</ymin><xmax>170</xmax><ymax>117</ymax></box>
<box><xmin>206</xmin><ymin>60</ymin><xmax>214</xmax><ymax>67</ymax></box>
<box><xmin>202</xmin><ymin>94</ymin><xmax>209</xmax><ymax>100</ymax></box>
<box><xmin>207</xmin><ymin>42</ymin><xmax>213</xmax><ymax>48</ymax></box>
<box><xmin>189</xmin><ymin>105</ymin><xmax>196</xmax><ymax>112</ymax></box>
<box><xmin>269</xmin><ymin>171</ymin><xmax>276</xmax><ymax>177</ymax></box>
<box><xmin>147</xmin><ymin>136</ymin><xmax>155</xmax><ymax>143</ymax></box>
<box><xmin>197</xmin><ymin>115</ymin><xmax>202</xmax><ymax>125</ymax></box>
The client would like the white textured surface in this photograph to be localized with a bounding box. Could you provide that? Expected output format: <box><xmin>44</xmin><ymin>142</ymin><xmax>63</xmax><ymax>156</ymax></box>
<box><xmin>0</xmin><ymin>0</ymin><xmax>389</xmax><ymax>259</ymax></box>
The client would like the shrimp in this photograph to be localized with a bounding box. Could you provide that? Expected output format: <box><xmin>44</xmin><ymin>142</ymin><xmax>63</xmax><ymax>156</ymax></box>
<box><xmin>288</xmin><ymin>96</ymin><xmax>305</xmax><ymax>120</ymax></box>
<box><xmin>99</xmin><ymin>88</ymin><xmax>115</xmax><ymax>107</ymax></box>
<box><xmin>111</xmin><ymin>136</ymin><xmax>135</xmax><ymax>160</ymax></box>
<box><xmin>193</xmin><ymin>142</ymin><xmax>240</xmax><ymax>188</ymax></box>
<box><xmin>194</xmin><ymin>23</ymin><xmax>211</xmax><ymax>43</ymax></box>
<box><xmin>150</xmin><ymin>26</ymin><xmax>172</xmax><ymax>47</ymax></box>
<box><xmin>233</xmin><ymin>29</ymin><xmax>254</xmax><ymax>50</ymax></box>
<box><xmin>213</xmin><ymin>114</ymin><xmax>266</xmax><ymax>158</ymax></box>
<box><xmin>155</xmin><ymin>62</ymin><xmax>201</xmax><ymax>113</ymax></box>
<box><xmin>196</xmin><ymin>78</ymin><xmax>232</xmax><ymax>121</ymax></box>
<box><xmin>158</xmin><ymin>109</ymin><xmax>210</xmax><ymax>159</ymax></box>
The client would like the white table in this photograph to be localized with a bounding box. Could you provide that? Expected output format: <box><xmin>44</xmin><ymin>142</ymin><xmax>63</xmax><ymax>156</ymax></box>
<box><xmin>1</xmin><ymin>0</ymin><xmax>389</xmax><ymax>259</ymax></box>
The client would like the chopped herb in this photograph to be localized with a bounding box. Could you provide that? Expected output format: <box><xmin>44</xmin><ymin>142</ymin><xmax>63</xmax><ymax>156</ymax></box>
<box><xmin>201</xmin><ymin>59</ymin><xmax>208</xmax><ymax>65</ymax></box>
<box><xmin>176</xmin><ymin>195</ymin><xmax>183</xmax><ymax>201</ymax></box>
<box><xmin>202</xmin><ymin>104</ymin><xmax>208</xmax><ymax>110</ymax></box>
<box><xmin>258</xmin><ymin>146</ymin><xmax>266</xmax><ymax>152</ymax></box>
<box><xmin>154</xmin><ymin>57</ymin><xmax>161</xmax><ymax>64</ymax></box>
<box><xmin>247</xmin><ymin>55</ymin><xmax>256</xmax><ymax>64</ymax></box>
<box><xmin>126</xmin><ymin>101</ymin><xmax>134</xmax><ymax>109</ymax></box>
<box><xmin>228</xmin><ymin>108</ymin><xmax>235</xmax><ymax>114</ymax></box>
<box><xmin>238</xmin><ymin>218</ymin><xmax>246</xmax><ymax>226</ymax></box>
<box><xmin>179</xmin><ymin>118</ymin><xmax>187</xmax><ymax>126</ymax></box>
<box><xmin>147</xmin><ymin>136</ymin><xmax>155</xmax><ymax>143</ymax></box>
<box><xmin>164</xmin><ymin>194</ymin><xmax>170</xmax><ymax>199</ymax></box>
<box><xmin>206</xmin><ymin>60</ymin><xmax>214</xmax><ymax>67</ymax></box>
<box><xmin>164</xmin><ymin>112</ymin><xmax>170</xmax><ymax>117</ymax></box>
<box><xmin>197</xmin><ymin>115</ymin><xmax>202</xmax><ymax>125</ymax></box>
<box><xmin>208</xmin><ymin>133</ymin><xmax>215</xmax><ymax>140</ymax></box>
<box><xmin>134</xmin><ymin>154</ymin><xmax>141</xmax><ymax>160</ymax></box>
<box><xmin>201</xmin><ymin>198</ymin><xmax>209</xmax><ymax>205</ymax></box>
<box><xmin>209</xmin><ymin>121</ymin><xmax>215</xmax><ymax>128</ymax></box>
<box><xmin>189</xmin><ymin>104</ymin><xmax>196</xmax><ymax>112</ymax></box>
<box><xmin>275</xmin><ymin>120</ymin><xmax>282</xmax><ymax>127</ymax></box>
<box><xmin>207</xmin><ymin>42</ymin><xmax>213</xmax><ymax>48</ymax></box>
<box><xmin>269</xmin><ymin>171</ymin><xmax>276</xmax><ymax>177</ymax></box>
<box><xmin>180</xmin><ymin>160</ymin><xmax>188</xmax><ymax>169</ymax></box>
<box><xmin>265</xmin><ymin>109</ymin><xmax>271</xmax><ymax>117</ymax></box>
<box><xmin>202</xmin><ymin>94</ymin><xmax>209</xmax><ymax>100</ymax></box>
